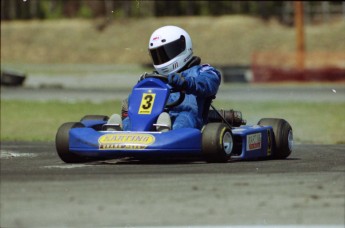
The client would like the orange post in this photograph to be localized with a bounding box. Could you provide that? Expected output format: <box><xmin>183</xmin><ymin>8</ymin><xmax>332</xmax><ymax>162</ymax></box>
<box><xmin>294</xmin><ymin>1</ymin><xmax>305</xmax><ymax>70</ymax></box>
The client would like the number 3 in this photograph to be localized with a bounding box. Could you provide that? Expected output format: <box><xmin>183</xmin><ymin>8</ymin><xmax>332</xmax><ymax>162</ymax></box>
<box><xmin>142</xmin><ymin>94</ymin><xmax>153</xmax><ymax>109</ymax></box>
<box><xmin>139</xmin><ymin>93</ymin><xmax>156</xmax><ymax>114</ymax></box>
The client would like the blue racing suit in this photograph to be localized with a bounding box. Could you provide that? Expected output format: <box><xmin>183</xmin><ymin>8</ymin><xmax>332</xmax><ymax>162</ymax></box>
<box><xmin>168</xmin><ymin>64</ymin><xmax>221</xmax><ymax>129</ymax></box>
<box><xmin>123</xmin><ymin>64</ymin><xmax>221</xmax><ymax>130</ymax></box>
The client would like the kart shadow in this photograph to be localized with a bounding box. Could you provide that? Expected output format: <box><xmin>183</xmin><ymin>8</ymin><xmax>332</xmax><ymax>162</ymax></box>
<box><xmin>94</xmin><ymin>157</ymin><xmax>207</xmax><ymax>165</ymax></box>
<box><xmin>88</xmin><ymin>156</ymin><xmax>300</xmax><ymax>165</ymax></box>
<box><xmin>231</xmin><ymin>157</ymin><xmax>300</xmax><ymax>163</ymax></box>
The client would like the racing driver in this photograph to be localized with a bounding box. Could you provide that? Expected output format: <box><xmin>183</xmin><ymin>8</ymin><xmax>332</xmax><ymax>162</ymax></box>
<box><xmin>109</xmin><ymin>25</ymin><xmax>222</xmax><ymax>131</ymax></box>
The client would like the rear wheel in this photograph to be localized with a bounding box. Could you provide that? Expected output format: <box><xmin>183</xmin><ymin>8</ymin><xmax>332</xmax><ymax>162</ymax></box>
<box><xmin>202</xmin><ymin>123</ymin><xmax>233</xmax><ymax>163</ymax></box>
<box><xmin>55</xmin><ymin>122</ymin><xmax>89</xmax><ymax>163</ymax></box>
<box><xmin>258</xmin><ymin>118</ymin><xmax>293</xmax><ymax>159</ymax></box>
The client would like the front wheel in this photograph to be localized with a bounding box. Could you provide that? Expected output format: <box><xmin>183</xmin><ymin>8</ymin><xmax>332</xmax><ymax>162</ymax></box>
<box><xmin>258</xmin><ymin>118</ymin><xmax>293</xmax><ymax>159</ymax></box>
<box><xmin>55</xmin><ymin>122</ymin><xmax>89</xmax><ymax>163</ymax></box>
<box><xmin>202</xmin><ymin>123</ymin><xmax>233</xmax><ymax>163</ymax></box>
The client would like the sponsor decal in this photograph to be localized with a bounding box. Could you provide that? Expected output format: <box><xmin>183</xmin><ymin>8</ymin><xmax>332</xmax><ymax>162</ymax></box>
<box><xmin>138</xmin><ymin>93</ymin><xmax>156</xmax><ymax>114</ymax></box>
<box><xmin>183</xmin><ymin>53</ymin><xmax>193</xmax><ymax>63</ymax></box>
<box><xmin>246</xmin><ymin>133</ymin><xmax>262</xmax><ymax>151</ymax></box>
<box><xmin>99</xmin><ymin>133</ymin><xmax>155</xmax><ymax>150</ymax></box>
<box><xmin>153</xmin><ymin>36</ymin><xmax>160</xmax><ymax>41</ymax></box>
<box><xmin>162</xmin><ymin>67</ymin><xmax>169</xmax><ymax>73</ymax></box>
<box><xmin>172</xmin><ymin>62</ymin><xmax>179</xmax><ymax>69</ymax></box>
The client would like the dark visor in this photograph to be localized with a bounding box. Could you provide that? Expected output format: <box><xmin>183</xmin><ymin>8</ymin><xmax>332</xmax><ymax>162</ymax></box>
<box><xmin>149</xmin><ymin>36</ymin><xmax>186</xmax><ymax>65</ymax></box>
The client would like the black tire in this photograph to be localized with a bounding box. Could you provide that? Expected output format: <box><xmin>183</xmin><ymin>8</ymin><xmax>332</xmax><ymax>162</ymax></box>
<box><xmin>257</xmin><ymin>118</ymin><xmax>293</xmax><ymax>159</ymax></box>
<box><xmin>1</xmin><ymin>71</ymin><xmax>26</xmax><ymax>87</ymax></box>
<box><xmin>202</xmin><ymin>123</ymin><xmax>233</xmax><ymax>163</ymax></box>
<box><xmin>55</xmin><ymin>122</ymin><xmax>89</xmax><ymax>163</ymax></box>
<box><xmin>80</xmin><ymin>115</ymin><xmax>109</xmax><ymax>122</ymax></box>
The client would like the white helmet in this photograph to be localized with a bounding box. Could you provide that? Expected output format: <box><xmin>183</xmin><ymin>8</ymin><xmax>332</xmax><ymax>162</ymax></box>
<box><xmin>148</xmin><ymin>25</ymin><xmax>193</xmax><ymax>75</ymax></box>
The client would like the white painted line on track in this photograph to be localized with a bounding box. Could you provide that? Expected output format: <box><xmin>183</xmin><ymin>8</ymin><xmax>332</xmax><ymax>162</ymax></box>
<box><xmin>0</xmin><ymin>150</ymin><xmax>37</xmax><ymax>159</ymax></box>
<box><xmin>42</xmin><ymin>164</ymin><xmax>92</xmax><ymax>169</ymax></box>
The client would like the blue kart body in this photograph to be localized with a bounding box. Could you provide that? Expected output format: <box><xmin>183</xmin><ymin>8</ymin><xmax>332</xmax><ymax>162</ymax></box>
<box><xmin>61</xmin><ymin>77</ymin><xmax>278</xmax><ymax>161</ymax></box>
<box><xmin>69</xmin><ymin>122</ymin><xmax>274</xmax><ymax>160</ymax></box>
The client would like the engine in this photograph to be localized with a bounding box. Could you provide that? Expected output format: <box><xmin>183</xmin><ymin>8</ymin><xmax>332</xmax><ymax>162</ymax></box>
<box><xmin>208</xmin><ymin>109</ymin><xmax>246</xmax><ymax>127</ymax></box>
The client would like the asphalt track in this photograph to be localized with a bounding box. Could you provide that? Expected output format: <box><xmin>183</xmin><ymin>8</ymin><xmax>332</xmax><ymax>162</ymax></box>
<box><xmin>1</xmin><ymin>142</ymin><xmax>344</xmax><ymax>227</ymax></box>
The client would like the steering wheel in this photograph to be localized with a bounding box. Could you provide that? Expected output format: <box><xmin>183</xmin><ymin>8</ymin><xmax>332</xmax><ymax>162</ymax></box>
<box><xmin>140</xmin><ymin>73</ymin><xmax>185</xmax><ymax>108</ymax></box>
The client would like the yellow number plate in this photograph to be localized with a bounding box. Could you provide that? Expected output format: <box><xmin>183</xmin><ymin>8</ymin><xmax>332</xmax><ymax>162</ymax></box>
<box><xmin>138</xmin><ymin>93</ymin><xmax>156</xmax><ymax>114</ymax></box>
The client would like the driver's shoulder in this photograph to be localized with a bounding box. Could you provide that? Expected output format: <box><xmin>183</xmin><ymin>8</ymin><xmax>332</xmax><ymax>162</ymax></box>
<box><xmin>184</xmin><ymin>64</ymin><xmax>218</xmax><ymax>76</ymax></box>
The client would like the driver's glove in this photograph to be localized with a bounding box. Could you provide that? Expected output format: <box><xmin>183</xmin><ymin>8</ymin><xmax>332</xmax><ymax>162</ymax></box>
<box><xmin>168</xmin><ymin>73</ymin><xmax>187</xmax><ymax>91</ymax></box>
<box><xmin>138</xmin><ymin>72</ymin><xmax>148</xmax><ymax>82</ymax></box>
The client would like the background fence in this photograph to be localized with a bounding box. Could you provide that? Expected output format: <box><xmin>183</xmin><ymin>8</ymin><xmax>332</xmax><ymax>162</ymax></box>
<box><xmin>252</xmin><ymin>52</ymin><xmax>345</xmax><ymax>82</ymax></box>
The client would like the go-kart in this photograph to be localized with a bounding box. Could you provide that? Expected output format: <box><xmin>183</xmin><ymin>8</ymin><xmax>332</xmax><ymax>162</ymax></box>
<box><xmin>55</xmin><ymin>73</ymin><xmax>293</xmax><ymax>163</ymax></box>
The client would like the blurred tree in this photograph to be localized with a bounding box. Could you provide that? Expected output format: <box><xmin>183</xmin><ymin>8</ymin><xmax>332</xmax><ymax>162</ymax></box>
<box><xmin>40</xmin><ymin>0</ymin><xmax>63</xmax><ymax>19</ymax></box>
<box><xmin>0</xmin><ymin>0</ymin><xmax>343</xmax><ymax>25</ymax></box>
<box><xmin>77</xmin><ymin>2</ymin><xmax>93</xmax><ymax>18</ymax></box>
<box><xmin>63</xmin><ymin>0</ymin><xmax>80</xmax><ymax>18</ymax></box>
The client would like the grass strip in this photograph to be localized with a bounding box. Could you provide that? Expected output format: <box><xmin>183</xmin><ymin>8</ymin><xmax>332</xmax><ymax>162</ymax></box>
<box><xmin>1</xmin><ymin>100</ymin><xmax>344</xmax><ymax>144</ymax></box>
<box><xmin>1</xmin><ymin>100</ymin><xmax>121</xmax><ymax>142</ymax></box>
<box><xmin>214</xmin><ymin>100</ymin><xmax>345</xmax><ymax>144</ymax></box>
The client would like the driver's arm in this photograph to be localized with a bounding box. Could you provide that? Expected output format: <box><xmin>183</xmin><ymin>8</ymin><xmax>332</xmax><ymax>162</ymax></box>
<box><xmin>168</xmin><ymin>65</ymin><xmax>221</xmax><ymax>97</ymax></box>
